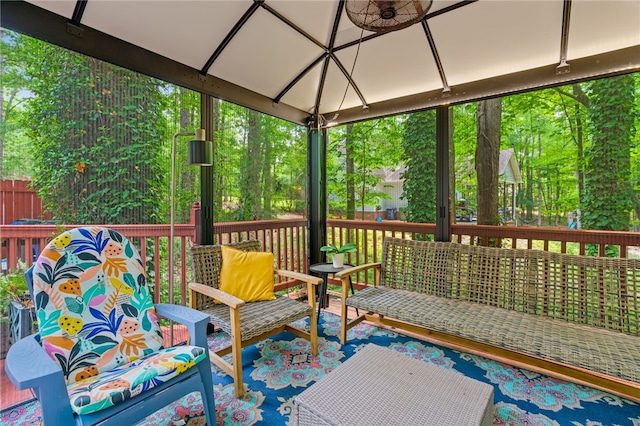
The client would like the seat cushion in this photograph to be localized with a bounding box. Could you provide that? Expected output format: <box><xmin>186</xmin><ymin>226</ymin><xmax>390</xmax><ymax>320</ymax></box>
<box><xmin>67</xmin><ymin>345</ymin><xmax>207</xmax><ymax>415</ymax></box>
<box><xmin>205</xmin><ymin>296</ymin><xmax>312</xmax><ymax>341</ymax></box>
<box><xmin>32</xmin><ymin>227</ymin><xmax>165</xmax><ymax>385</ymax></box>
<box><xmin>347</xmin><ymin>286</ymin><xmax>640</xmax><ymax>383</ymax></box>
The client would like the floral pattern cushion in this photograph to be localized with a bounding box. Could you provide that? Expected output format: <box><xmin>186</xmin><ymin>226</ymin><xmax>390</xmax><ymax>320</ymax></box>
<box><xmin>67</xmin><ymin>345</ymin><xmax>206</xmax><ymax>415</ymax></box>
<box><xmin>31</xmin><ymin>227</ymin><xmax>207</xmax><ymax>415</ymax></box>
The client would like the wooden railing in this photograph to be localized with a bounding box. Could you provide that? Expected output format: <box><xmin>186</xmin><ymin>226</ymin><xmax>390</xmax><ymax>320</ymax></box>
<box><xmin>3</xmin><ymin>218</ymin><xmax>639</xmax><ymax>305</ymax></box>
<box><xmin>325</xmin><ymin>219</ymin><xmax>640</xmax><ymax>287</ymax></box>
<box><xmin>0</xmin><ymin>220</ymin><xmax>307</xmax><ymax>306</ymax></box>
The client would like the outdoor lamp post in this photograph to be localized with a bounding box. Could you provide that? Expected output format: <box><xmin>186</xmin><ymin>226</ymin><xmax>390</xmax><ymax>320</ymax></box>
<box><xmin>169</xmin><ymin>129</ymin><xmax>213</xmax><ymax>314</ymax></box>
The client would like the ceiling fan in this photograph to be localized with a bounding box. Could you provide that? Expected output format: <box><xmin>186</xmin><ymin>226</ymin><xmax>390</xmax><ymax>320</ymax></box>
<box><xmin>345</xmin><ymin>0</ymin><xmax>434</xmax><ymax>33</ymax></box>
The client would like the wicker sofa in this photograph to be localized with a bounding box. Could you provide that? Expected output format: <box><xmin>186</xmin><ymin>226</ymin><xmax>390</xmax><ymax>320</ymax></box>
<box><xmin>337</xmin><ymin>237</ymin><xmax>640</xmax><ymax>401</ymax></box>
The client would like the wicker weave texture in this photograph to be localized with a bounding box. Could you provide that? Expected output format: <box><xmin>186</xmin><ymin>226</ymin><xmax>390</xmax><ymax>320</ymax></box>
<box><xmin>376</xmin><ymin>237</ymin><xmax>639</xmax><ymax>336</ymax></box>
<box><xmin>453</xmin><ymin>244</ymin><xmax>640</xmax><ymax>334</ymax></box>
<box><xmin>294</xmin><ymin>344</ymin><xmax>494</xmax><ymax>426</ymax></box>
<box><xmin>190</xmin><ymin>240</ymin><xmax>313</xmax><ymax>341</ymax></box>
<box><xmin>381</xmin><ymin>240</ymin><xmax>452</xmax><ymax>296</ymax></box>
<box><xmin>347</xmin><ymin>287</ymin><xmax>640</xmax><ymax>382</ymax></box>
<box><xmin>202</xmin><ymin>297</ymin><xmax>312</xmax><ymax>341</ymax></box>
<box><xmin>190</xmin><ymin>240</ymin><xmax>261</xmax><ymax>311</ymax></box>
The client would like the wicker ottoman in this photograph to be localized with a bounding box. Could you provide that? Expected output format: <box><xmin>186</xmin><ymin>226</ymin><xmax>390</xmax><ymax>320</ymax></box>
<box><xmin>294</xmin><ymin>344</ymin><xmax>494</xmax><ymax>426</ymax></box>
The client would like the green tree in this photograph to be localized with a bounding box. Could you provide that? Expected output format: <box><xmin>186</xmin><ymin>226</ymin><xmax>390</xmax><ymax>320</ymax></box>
<box><xmin>401</xmin><ymin>110</ymin><xmax>436</xmax><ymax>223</ymax></box>
<box><xmin>452</xmin><ymin>103</ymin><xmax>477</xmax><ymax>213</ymax></box>
<box><xmin>582</xmin><ymin>75</ymin><xmax>636</xmax><ymax>231</ymax></box>
<box><xmin>1</xmin><ymin>30</ymin><xmax>34</xmax><ymax>179</ymax></box>
<box><xmin>21</xmin><ymin>36</ymin><xmax>165</xmax><ymax>224</ymax></box>
<box><xmin>475</xmin><ymin>98</ymin><xmax>502</xmax><ymax>228</ymax></box>
<box><xmin>212</xmin><ymin>101</ymin><xmax>306</xmax><ymax>221</ymax></box>
<box><xmin>345</xmin><ymin>123</ymin><xmax>356</xmax><ymax>219</ymax></box>
<box><xmin>238</xmin><ymin>109</ymin><xmax>263</xmax><ymax>220</ymax></box>
<box><xmin>164</xmin><ymin>87</ymin><xmax>201</xmax><ymax>224</ymax></box>
<box><xmin>502</xmin><ymin>90</ymin><xmax>579</xmax><ymax>226</ymax></box>
<box><xmin>327</xmin><ymin>117</ymin><xmax>402</xmax><ymax>217</ymax></box>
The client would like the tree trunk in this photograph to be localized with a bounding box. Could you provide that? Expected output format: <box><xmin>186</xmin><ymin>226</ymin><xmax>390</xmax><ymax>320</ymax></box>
<box><xmin>571</xmin><ymin>84</ymin><xmax>589</xmax><ymax>203</ymax></box>
<box><xmin>242</xmin><ymin>109</ymin><xmax>262</xmax><ymax>220</ymax></box>
<box><xmin>213</xmin><ymin>99</ymin><xmax>224</xmax><ymax>221</ymax></box>
<box><xmin>475</xmin><ymin>99</ymin><xmax>501</xmax><ymax>230</ymax></box>
<box><xmin>178</xmin><ymin>88</ymin><xmax>195</xmax><ymax>223</ymax></box>
<box><xmin>582</xmin><ymin>75</ymin><xmax>635</xmax><ymax>232</ymax></box>
<box><xmin>262</xmin><ymin>133</ymin><xmax>273</xmax><ymax>219</ymax></box>
<box><xmin>536</xmin><ymin>133</ymin><xmax>542</xmax><ymax>226</ymax></box>
<box><xmin>345</xmin><ymin>123</ymin><xmax>355</xmax><ymax>220</ymax></box>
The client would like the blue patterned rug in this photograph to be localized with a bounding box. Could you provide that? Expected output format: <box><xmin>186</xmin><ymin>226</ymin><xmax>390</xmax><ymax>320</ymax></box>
<box><xmin>2</xmin><ymin>311</ymin><xmax>639</xmax><ymax>425</ymax></box>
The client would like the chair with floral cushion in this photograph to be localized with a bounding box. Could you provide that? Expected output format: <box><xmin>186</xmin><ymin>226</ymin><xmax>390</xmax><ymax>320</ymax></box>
<box><xmin>4</xmin><ymin>227</ymin><xmax>215</xmax><ymax>426</ymax></box>
<box><xmin>189</xmin><ymin>239</ymin><xmax>322</xmax><ymax>397</ymax></box>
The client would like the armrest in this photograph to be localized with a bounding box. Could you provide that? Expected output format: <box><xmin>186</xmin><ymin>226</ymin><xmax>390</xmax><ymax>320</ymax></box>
<box><xmin>155</xmin><ymin>303</ymin><xmax>210</xmax><ymax>348</ymax></box>
<box><xmin>275</xmin><ymin>269</ymin><xmax>323</xmax><ymax>286</ymax></box>
<box><xmin>275</xmin><ymin>269</ymin><xmax>319</xmax><ymax>310</ymax></box>
<box><xmin>335</xmin><ymin>262</ymin><xmax>381</xmax><ymax>279</ymax></box>
<box><xmin>335</xmin><ymin>263</ymin><xmax>381</xmax><ymax>298</ymax></box>
<box><xmin>5</xmin><ymin>334</ymin><xmax>65</xmax><ymax>391</ymax></box>
<box><xmin>189</xmin><ymin>282</ymin><xmax>245</xmax><ymax>309</ymax></box>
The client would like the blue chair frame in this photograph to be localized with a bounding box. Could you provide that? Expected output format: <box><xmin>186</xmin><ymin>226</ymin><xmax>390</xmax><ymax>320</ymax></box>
<box><xmin>5</xmin><ymin>254</ymin><xmax>216</xmax><ymax>426</ymax></box>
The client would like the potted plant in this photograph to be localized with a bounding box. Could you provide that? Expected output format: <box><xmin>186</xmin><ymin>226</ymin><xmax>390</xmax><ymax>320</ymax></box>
<box><xmin>320</xmin><ymin>242</ymin><xmax>357</xmax><ymax>268</ymax></box>
<box><xmin>0</xmin><ymin>261</ymin><xmax>35</xmax><ymax>355</ymax></box>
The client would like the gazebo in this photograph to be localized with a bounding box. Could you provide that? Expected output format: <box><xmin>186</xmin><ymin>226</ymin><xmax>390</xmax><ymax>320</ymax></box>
<box><xmin>2</xmin><ymin>0</ymin><xmax>639</xmax><ymax>260</ymax></box>
<box><xmin>2</xmin><ymin>1</ymin><xmax>640</xmax><ymax>419</ymax></box>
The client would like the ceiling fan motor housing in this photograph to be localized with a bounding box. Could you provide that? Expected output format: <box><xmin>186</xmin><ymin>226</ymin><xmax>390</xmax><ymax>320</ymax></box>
<box><xmin>346</xmin><ymin>0</ymin><xmax>433</xmax><ymax>33</ymax></box>
<box><xmin>376</xmin><ymin>1</ymin><xmax>397</xmax><ymax>19</ymax></box>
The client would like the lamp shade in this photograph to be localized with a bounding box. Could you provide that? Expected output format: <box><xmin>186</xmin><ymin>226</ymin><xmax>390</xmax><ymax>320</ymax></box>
<box><xmin>188</xmin><ymin>139</ymin><xmax>213</xmax><ymax>165</ymax></box>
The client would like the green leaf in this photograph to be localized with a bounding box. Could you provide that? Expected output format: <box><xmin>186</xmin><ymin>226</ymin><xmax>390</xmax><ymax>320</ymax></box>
<box><xmin>65</xmin><ymin>297</ymin><xmax>84</xmax><ymax>314</ymax></box>
<box><xmin>121</xmin><ymin>303</ymin><xmax>138</xmax><ymax>318</ymax></box>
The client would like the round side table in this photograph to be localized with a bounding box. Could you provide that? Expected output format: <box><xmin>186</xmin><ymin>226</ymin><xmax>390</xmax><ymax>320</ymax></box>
<box><xmin>309</xmin><ymin>263</ymin><xmax>357</xmax><ymax>322</ymax></box>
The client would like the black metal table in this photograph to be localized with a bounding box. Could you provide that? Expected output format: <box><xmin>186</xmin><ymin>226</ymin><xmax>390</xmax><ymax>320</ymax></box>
<box><xmin>309</xmin><ymin>263</ymin><xmax>357</xmax><ymax>322</ymax></box>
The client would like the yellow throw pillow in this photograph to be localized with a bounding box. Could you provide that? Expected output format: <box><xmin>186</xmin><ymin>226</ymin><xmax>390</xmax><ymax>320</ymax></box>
<box><xmin>219</xmin><ymin>245</ymin><xmax>276</xmax><ymax>302</ymax></box>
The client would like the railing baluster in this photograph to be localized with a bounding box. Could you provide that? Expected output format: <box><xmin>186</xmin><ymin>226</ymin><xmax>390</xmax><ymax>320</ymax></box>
<box><xmin>2</xmin><ymin>219</ymin><xmax>640</xmax><ymax>308</ymax></box>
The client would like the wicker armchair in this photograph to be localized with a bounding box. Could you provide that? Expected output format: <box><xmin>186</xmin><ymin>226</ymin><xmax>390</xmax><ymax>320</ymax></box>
<box><xmin>189</xmin><ymin>240</ymin><xmax>321</xmax><ymax>397</ymax></box>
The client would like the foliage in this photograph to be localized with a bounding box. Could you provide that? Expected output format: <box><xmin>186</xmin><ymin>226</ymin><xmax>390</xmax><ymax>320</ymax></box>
<box><xmin>213</xmin><ymin>101</ymin><xmax>307</xmax><ymax>221</ymax></box>
<box><xmin>0</xmin><ymin>261</ymin><xmax>30</xmax><ymax>316</ymax></box>
<box><xmin>320</xmin><ymin>242</ymin><xmax>357</xmax><ymax>254</ymax></box>
<box><xmin>452</xmin><ymin>103</ymin><xmax>477</xmax><ymax>207</ymax></box>
<box><xmin>327</xmin><ymin>117</ymin><xmax>403</xmax><ymax>216</ymax></box>
<box><xmin>2</xmin><ymin>28</ymin><xmax>640</xmax><ymax>232</ymax></box>
<box><xmin>401</xmin><ymin>110</ymin><xmax>436</xmax><ymax>223</ymax></box>
<box><xmin>17</xmin><ymin>34</ymin><xmax>166</xmax><ymax>224</ymax></box>
<box><xmin>163</xmin><ymin>87</ymin><xmax>202</xmax><ymax>224</ymax></box>
<box><xmin>582</xmin><ymin>74</ymin><xmax>636</xmax><ymax>231</ymax></box>
<box><xmin>503</xmin><ymin>89</ymin><xmax>581</xmax><ymax>225</ymax></box>
<box><xmin>0</xmin><ymin>30</ymin><xmax>35</xmax><ymax>179</ymax></box>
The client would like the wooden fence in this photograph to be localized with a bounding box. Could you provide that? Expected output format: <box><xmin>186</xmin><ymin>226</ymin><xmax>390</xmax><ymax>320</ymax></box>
<box><xmin>0</xmin><ymin>180</ymin><xmax>51</xmax><ymax>225</ymax></box>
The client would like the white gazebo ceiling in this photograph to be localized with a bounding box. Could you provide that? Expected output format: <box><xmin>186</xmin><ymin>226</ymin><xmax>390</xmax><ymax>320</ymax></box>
<box><xmin>2</xmin><ymin>0</ymin><xmax>640</xmax><ymax>126</ymax></box>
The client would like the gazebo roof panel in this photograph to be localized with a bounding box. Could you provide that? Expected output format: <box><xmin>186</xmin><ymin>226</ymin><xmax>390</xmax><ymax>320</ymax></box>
<box><xmin>568</xmin><ymin>0</ymin><xmax>640</xmax><ymax>61</ymax></box>
<box><xmin>211</xmin><ymin>8</ymin><xmax>326</xmax><ymax>102</ymax></box>
<box><xmin>431</xmin><ymin>0</ymin><xmax>564</xmax><ymax>87</ymax></box>
<box><xmin>4</xmin><ymin>0</ymin><xmax>639</xmax><ymax>126</ymax></box>
<box><xmin>334</xmin><ymin>25</ymin><xmax>442</xmax><ymax>108</ymax></box>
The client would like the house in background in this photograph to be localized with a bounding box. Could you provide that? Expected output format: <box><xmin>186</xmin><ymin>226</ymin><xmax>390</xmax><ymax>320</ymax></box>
<box><xmin>373</xmin><ymin>167</ymin><xmax>408</xmax><ymax>220</ymax></box>
<box><xmin>499</xmin><ymin>148</ymin><xmax>523</xmax><ymax>223</ymax></box>
<box><xmin>370</xmin><ymin>150</ymin><xmax>521</xmax><ymax>223</ymax></box>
